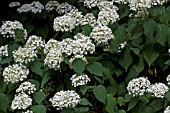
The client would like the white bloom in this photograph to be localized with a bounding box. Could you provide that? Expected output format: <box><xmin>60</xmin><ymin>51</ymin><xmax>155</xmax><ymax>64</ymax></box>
<box><xmin>164</xmin><ymin>106</ymin><xmax>170</xmax><ymax>113</ymax></box>
<box><xmin>17</xmin><ymin>3</ymin><xmax>31</xmax><ymax>13</ymax></box>
<box><xmin>72</xmin><ymin>33</ymin><xmax>95</xmax><ymax>55</ymax></box>
<box><xmin>69</xmin><ymin>54</ymin><xmax>87</xmax><ymax>64</ymax></box>
<box><xmin>90</xmin><ymin>26</ymin><xmax>115</xmax><ymax>45</ymax></box>
<box><xmin>97</xmin><ymin>8</ymin><xmax>119</xmax><ymax>26</ymax></box>
<box><xmin>25</xmin><ymin>35</ymin><xmax>45</xmax><ymax>50</ymax></box>
<box><xmin>17</xmin><ymin>1</ymin><xmax>44</xmax><ymax>13</ymax></box>
<box><xmin>112</xmin><ymin>0</ymin><xmax>128</xmax><ymax>4</ymax></box>
<box><xmin>56</xmin><ymin>2</ymin><xmax>76</xmax><ymax>14</ymax></box>
<box><xmin>9</xmin><ymin>1</ymin><xmax>20</xmax><ymax>7</ymax></box>
<box><xmin>97</xmin><ymin>1</ymin><xmax>118</xmax><ymax>11</ymax></box>
<box><xmin>0</xmin><ymin>45</ymin><xmax>8</xmax><ymax>57</ymax></box>
<box><xmin>84</xmin><ymin>0</ymin><xmax>105</xmax><ymax>8</ymax></box>
<box><xmin>22</xmin><ymin>110</ymin><xmax>33</xmax><ymax>113</ymax></box>
<box><xmin>2</xmin><ymin>64</ymin><xmax>29</xmax><ymax>84</ymax></box>
<box><xmin>45</xmin><ymin>1</ymin><xmax>59</xmax><ymax>11</ymax></box>
<box><xmin>53</xmin><ymin>9</ymin><xmax>83</xmax><ymax>32</ymax></box>
<box><xmin>49</xmin><ymin>90</ymin><xmax>81</xmax><ymax>110</ymax></box>
<box><xmin>70</xmin><ymin>73</ymin><xmax>90</xmax><ymax>87</ymax></box>
<box><xmin>44</xmin><ymin>39</ymin><xmax>59</xmax><ymax>54</ymax></box>
<box><xmin>11</xmin><ymin>93</ymin><xmax>32</xmax><ymax>110</ymax></box>
<box><xmin>127</xmin><ymin>77</ymin><xmax>151</xmax><ymax>97</ymax></box>
<box><xmin>0</xmin><ymin>20</ymin><xmax>27</xmax><ymax>39</ymax></box>
<box><xmin>147</xmin><ymin>83</ymin><xmax>169</xmax><ymax>98</ymax></box>
<box><xmin>80</xmin><ymin>13</ymin><xmax>97</xmax><ymax>27</ymax></box>
<box><xmin>16</xmin><ymin>81</ymin><xmax>36</xmax><ymax>94</ymax></box>
<box><xmin>30</xmin><ymin>1</ymin><xmax>44</xmax><ymax>13</ymax></box>
<box><xmin>13</xmin><ymin>47</ymin><xmax>37</xmax><ymax>64</ymax></box>
<box><xmin>44</xmin><ymin>48</ymin><xmax>64</xmax><ymax>70</ymax></box>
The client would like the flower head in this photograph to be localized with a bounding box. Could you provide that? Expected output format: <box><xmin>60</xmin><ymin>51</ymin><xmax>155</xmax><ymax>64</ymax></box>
<box><xmin>49</xmin><ymin>90</ymin><xmax>81</xmax><ymax>110</ymax></box>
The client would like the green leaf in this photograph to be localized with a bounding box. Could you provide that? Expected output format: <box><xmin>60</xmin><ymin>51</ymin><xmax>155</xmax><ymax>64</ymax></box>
<box><xmin>148</xmin><ymin>6</ymin><xmax>165</xmax><ymax>16</ymax></box>
<box><xmin>86</xmin><ymin>62</ymin><xmax>103</xmax><ymax>76</ymax></box>
<box><xmin>0</xmin><ymin>93</ymin><xmax>9</xmax><ymax>112</ymax></box>
<box><xmin>80</xmin><ymin>85</ymin><xmax>93</xmax><ymax>95</ymax></box>
<box><xmin>35</xmin><ymin>24</ymin><xmax>49</xmax><ymax>38</ymax></box>
<box><xmin>117</xmin><ymin>82</ymin><xmax>126</xmax><ymax>96</ymax></box>
<box><xmin>105</xmin><ymin>94</ymin><xmax>116</xmax><ymax>113</ymax></box>
<box><xmin>125</xmin><ymin>68</ymin><xmax>138</xmax><ymax>84</ymax></box>
<box><xmin>117</xmin><ymin>97</ymin><xmax>125</xmax><ymax>106</ymax></box>
<box><xmin>119</xmin><ymin>110</ymin><xmax>126</xmax><ymax>113</ymax></box>
<box><xmin>0</xmin><ymin>56</ymin><xmax>12</xmax><ymax>64</ymax></box>
<box><xmin>133</xmin><ymin>55</ymin><xmax>144</xmax><ymax>73</ymax></box>
<box><xmin>130</xmin><ymin>47</ymin><xmax>140</xmax><ymax>55</ymax></box>
<box><xmin>114</xmin><ymin>25</ymin><xmax>127</xmax><ymax>43</ymax></box>
<box><xmin>119</xmin><ymin>48</ymin><xmax>132</xmax><ymax>71</ymax></box>
<box><xmin>103</xmin><ymin>67</ymin><xmax>115</xmax><ymax>85</ymax></box>
<box><xmin>33</xmin><ymin>91</ymin><xmax>46</xmax><ymax>104</ymax></box>
<box><xmin>27</xmin><ymin>79</ymin><xmax>40</xmax><ymax>90</ymax></box>
<box><xmin>31</xmin><ymin>61</ymin><xmax>44</xmax><ymax>77</ymax></box>
<box><xmin>155</xmin><ymin>24</ymin><xmax>170</xmax><ymax>45</ymax></box>
<box><xmin>139</xmin><ymin>95</ymin><xmax>149</xmax><ymax>104</ymax></box>
<box><xmin>31</xmin><ymin>105</ymin><xmax>46</xmax><ymax>113</ymax></box>
<box><xmin>143</xmin><ymin>44</ymin><xmax>162</xmax><ymax>67</ymax></box>
<box><xmin>93</xmin><ymin>85</ymin><xmax>107</xmax><ymax>104</ymax></box>
<box><xmin>91</xmin><ymin>9</ymin><xmax>99</xmax><ymax>18</ymax></box>
<box><xmin>0</xmin><ymin>79</ymin><xmax>7</xmax><ymax>93</ymax></box>
<box><xmin>109</xmin><ymin>39</ymin><xmax>119</xmax><ymax>53</ymax></box>
<box><xmin>107</xmin><ymin>85</ymin><xmax>117</xmax><ymax>96</ymax></box>
<box><xmin>81</xmin><ymin>24</ymin><xmax>93</xmax><ymax>36</ymax></box>
<box><xmin>41</xmin><ymin>71</ymin><xmax>52</xmax><ymax>88</ymax></box>
<box><xmin>72</xmin><ymin>59</ymin><xmax>86</xmax><ymax>74</ymax></box>
<box><xmin>74</xmin><ymin>107</ymin><xmax>89</xmax><ymax>113</ymax></box>
<box><xmin>80</xmin><ymin>98</ymin><xmax>92</xmax><ymax>106</ymax></box>
<box><xmin>24</xmin><ymin>22</ymin><xmax>34</xmax><ymax>33</ymax></box>
<box><xmin>8</xmin><ymin>43</ymin><xmax>19</xmax><ymax>56</ymax></box>
<box><xmin>165</xmin><ymin>90</ymin><xmax>170</xmax><ymax>101</ymax></box>
<box><xmin>143</xmin><ymin>19</ymin><xmax>156</xmax><ymax>37</ymax></box>
<box><xmin>150</xmin><ymin>99</ymin><xmax>164</xmax><ymax>112</ymax></box>
<box><xmin>128</xmin><ymin>97</ymin><xmax>139</xmax><ymax>111</ymax></box>
<box><xmin>131</xmin><ymin>25</ymin><xmax>143</xmax><ymax>39</ymax></box>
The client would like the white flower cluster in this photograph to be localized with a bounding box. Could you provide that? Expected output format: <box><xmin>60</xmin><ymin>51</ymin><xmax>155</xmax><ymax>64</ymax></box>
<box><xmin>45</xmin><ymin>1</ymin><xmax>59</xmax><ymax>12</ymax></box>
<box><xmin>127</xmin><ymin>77</ymin><xmax>151</xmax><ymax>97</ymax></box>
<box><xmin>90</xmin><ymin>26</ymin><xmax>115</xmax><ymax>45</ymax></box>
<box><xmin>56</xmin><ymin>2</ymin><xmax>76</xmax><ymax>14</ymax></box>
<box><xmin>0</xmin><ymin>20</ymin><xmax>27</xmax><ymax>39</ymax></box>
<box><xmin>97</xmin><ymin>1</ymin><xmax>119</xmax><ymax>26</ymax></box>
<box><xmin>12</xmin><ymin>47</ymin><xmax>37</xmax><ymax>64</ymax></box>
<box><xmin>16</xmin><ymin>81</ymin><xmax>36</xmax><ymax>94</ymax></box>
<box><xmin>49</xmin><ymin>90</ymin><xmax>81</xmax><ymax>110</ymax></box>
<box><xmin>44</xmin><ymin>33</ymin><xmax>95</xmax><ymax>70</ymax></box>
<box><xmin>11</xmin><ymin>93</ymin><xmax>33</xmax><ymax>110</ymax></box>
<box><xmin>17</xmin><ymin>1</ymin><xmax>44</xmax><ymax>13</ymax></box>
<box><xmin>83</xmin><ymin>0</ymin><xmax>104</xmax><ymax>8</ymax></box>
<box><xmin>22</xmin><ymin>110</ymin><xmax>33</xmax><ymax>113</ymax></box>
<box><xmin>70</xmin><ymin>73</ymin><xmax>90</xmax><ymax>87</ymax></box>
<box><xmin>164</xmin><ymin>106</ymin><xmax>170</xmax><ymax>113</ymax></box>
<box><xmin>9</xmin><ymin>1</ymin><xmax>20</xmax><ymax>7</ymax></box>
<box><xmin>44</xmin><ymin>39</ymin><xmax>59</xmax><ymax>54</ymax></box>
<box><xmin>53</xmin><ymin>9</ymin><xmax>83</xmax><ymax>32</ymax></box>
<box><xmin>147</xmin><ymin>83</ymin><xmax>169</xmax><ymax>98</ymax></box>
<box><xmin>80</xmin><ymin>13</ymin><xmax>97</xmax><ymax>27</ymax></box>
<box><xmin>72</xmin><ymin>33</ymin><xmax>95</xmax><ymax>55</ymax></box>
<box><xmin>2</xmin><ymin>64</ymin><xmax>29</xmax><ymax>83</ymax></box>
<box><xmin>112</xmin><ymin>0</ymin><xmax>128</xmax><ymax>4</ymax></box>
<box><xmin>167</xmin><ymin>74</ymin><xmax>170</xmax><ymax>85</ymax></box>
<box><xmin>44</xmin><ymin>48</ymin><xmax>64</xmax><ymax>70</ymax></box>
<box><xmin>0</xmin><ymin>45</ymin><xmax>8</xmax><ymax>57</ymax></box>
<box><xmin>25</xmin><ymin>35</ymin><xmax>45</xmax><ymax>50</ymax></box>
<box><xmin>127</xmin><ymin>77</ymin><xmax>169</xmax><ymax>98</ymax></box>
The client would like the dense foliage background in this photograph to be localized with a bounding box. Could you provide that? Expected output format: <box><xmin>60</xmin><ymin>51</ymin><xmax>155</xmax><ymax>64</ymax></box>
<box><xmin>0</xmin><ymin>0</ymin><xmax>170</xmax><ymax>113</ymax></box>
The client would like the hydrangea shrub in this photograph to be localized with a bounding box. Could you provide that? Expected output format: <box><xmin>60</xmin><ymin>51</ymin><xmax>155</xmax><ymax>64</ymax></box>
<box><xmin>0</xmin><ymin>0</ymin><xmax>170</xmax><ymax>113</ymax></box>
